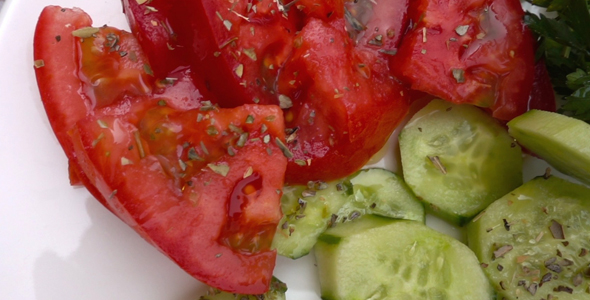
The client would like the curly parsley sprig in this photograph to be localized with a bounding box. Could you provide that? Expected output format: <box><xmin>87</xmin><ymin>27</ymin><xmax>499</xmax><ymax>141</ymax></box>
<box><xmin>525</xmin><ymin>0</ymin><xmax>590</xmax><ymax>121</ymax></box>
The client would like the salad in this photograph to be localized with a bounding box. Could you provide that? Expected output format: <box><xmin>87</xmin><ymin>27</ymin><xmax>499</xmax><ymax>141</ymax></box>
<box><xmin>2</xmin><ymin>0</ymin><xmax>588</xmax><ymax>298</ymax></box>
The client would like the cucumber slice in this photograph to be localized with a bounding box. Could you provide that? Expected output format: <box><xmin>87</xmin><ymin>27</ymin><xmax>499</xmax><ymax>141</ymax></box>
<box><xmin>507</xmin><ymin>109</ymin><xmax>590</xmax><ymax>186</ymax></box>
<box><xmin>199</xmin><ymin>277</ymin><xmax>287</xmax><ymax>300</ymax></box>
<box><xmin>272</xmin><ymin>181</ymin><xmax>347</xmax><ymax>259</ymax></box>
<box><xmin>315</xmin><ymin>215</ymin><xmax>494</xmax><ymax>300</ymax></box>
<box><xmin>345</xmin><ymin>168</ymin><xmax>424</xmax><ymax>222</ymax></box>
<box><xmin>399</xmin><ymin>99</ymin><xmax>523</xmax><ymax>225</ymax></box>
<box><xmin>467</xmin><ymin>176</ymin><xmax>590</xmax><ymax>300</ymax></box>
<box><xmin>272</xmin><ymin>168</ymin><xmax>424</xmax><ymax>259</ymax></box>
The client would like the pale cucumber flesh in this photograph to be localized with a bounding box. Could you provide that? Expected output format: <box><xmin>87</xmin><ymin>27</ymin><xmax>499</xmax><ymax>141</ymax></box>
<box><xmin>508</xmin><ymin>109</ymin><xmax>590</xmax><ymax>185</ymax></box>
<box><xmin>272</xmin><ymin>168</ymin><xmax>424</xmax><ymax>259</ymax></box>
<box><xmin>400</xmin><ymin>99</ymin><xmax>523</xmax><ymax>225</ymax></box>
<box><xmin>467</xmin><ymin>176</ymin><xmax>590</xmax><ymax>300</ymax></box>
<box><xmin>315</xmin><ymin>215</ymin><xmax>494</xmax><ymax>300</ymax></box>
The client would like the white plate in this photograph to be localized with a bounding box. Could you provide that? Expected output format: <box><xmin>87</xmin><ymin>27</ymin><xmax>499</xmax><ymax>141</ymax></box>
<box><xmin>0</xmin><ymin>1</ymin><xmax>558</xmax><ymax>299</ymax></box>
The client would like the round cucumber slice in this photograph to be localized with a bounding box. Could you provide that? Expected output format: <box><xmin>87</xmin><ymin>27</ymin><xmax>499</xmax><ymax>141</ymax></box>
<box><xmin>467</xmin><ymin>176</ymin><xmax>590</xmax><ymax>300</ymax></box>
<box><xmin>272</xmin><ymin>182</ymin><xmax>347</xmax><ymax>259</ymax></box>
<box><xmin>346</xmin><ymin>168</ymin><xmax>424</xmax><ymax>222</ymax></box>
<box><xmin>399</xmin><ymin>99</ymin><xmax>523</xmax><ymax>225</ymax></box>
<box><xmin>508</xmin><ymin>109</ymin><xmax>590</xmax><ymax>186</ymax></box>
<box><xmin>272</xmin><ymin>168</ymin><xmax>424</xmax><ymax>259</ymax></box>
<box><xmin>315</xmin><ymin>215</ymin><xmax>494</xmax><ymax>300</ymax></box>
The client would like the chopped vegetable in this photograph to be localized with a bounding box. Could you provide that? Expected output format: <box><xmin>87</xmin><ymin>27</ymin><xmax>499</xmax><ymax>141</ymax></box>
<box><xmin>468</xmin><ymin>176</ymin><xmax>590</xmax><ymax>300</ymax></box>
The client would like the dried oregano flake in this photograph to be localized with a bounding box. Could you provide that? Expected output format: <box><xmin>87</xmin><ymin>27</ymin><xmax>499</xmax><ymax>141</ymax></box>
<box><xmin>493</xmin><ymin>245</ymin><xmax>513</xmax><ymax>259</ymax></box>
<box><xmin>72</xmin><ymin>27</ymin><xmax>100</xmax><ymax>38</ymax></box>
<box><xmin>455</xmin><ymin>25</ymin><xmax>469</xmax><ymax>36</ymax></box>
<box><xmin>243</xmin><ymin>166</ymin><xmax>254</xmax><ymax>178</ymax></box>
<box><xmin>34</xmin><ymin>59</ymin><xmax>45</xmax><ymax>68</ymax></box>
<box><xmin>278</xmin><ymin>95</ymin><xmax>293</xmax><ymax>109</ymax></box>
<box><xmin>208</xmin><ymin>163</ymin><xmax>230</xmax><ymax>177</ymax></box>
<box><xmin>452</xmin><ymin>68</ymin><xmax>465</xmax><ymax>83</ymax></box>
<box><xmin>549</xmin><ymin>220</ymin><xmax>565</xmax><ymax>239</ymax></box>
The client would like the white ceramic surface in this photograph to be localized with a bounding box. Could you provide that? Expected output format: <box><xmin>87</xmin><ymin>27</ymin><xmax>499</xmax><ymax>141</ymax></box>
<box><xmin>0</xmin><ymin>1</ymin><xmax>559</xmax><ymax>299</ymax></box>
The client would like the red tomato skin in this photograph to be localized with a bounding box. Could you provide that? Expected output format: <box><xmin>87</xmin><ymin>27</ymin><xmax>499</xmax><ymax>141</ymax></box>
<box><xmin>350</xmin><ymin>0</ymin><xmax>409</xmax><ymax>55</ymax></box>
<box><xmin>34</xmin><ymin>6</ymin><xmax>112</xmax><ymax>208</ymax></box>
<box><xmin>33</xmin><ymin>4</ymin><xmax>208</xmax><ymax>231</ymax></box>
<box><xmin>70</xmin><ymin>105</ymin><xmax>287</xmax><ymax>294</ymax></box>
<box><xmin>121</xmin><ymin>0</ymin><xmax>221</xmax><ymax>103</ymax></box>
<box><xmin>34</xmin><ymin>7</ymin><xmax>160</xmax><ymax>205</ymax></box>
<box><xmin>34</xmin><ymin>6</ymin><xmax>91</xmax><ymax>163</ymax></box>
<box><xmin>391</xmin><ymin>0</ymin><xmax>536</xmax><ymax>121</ymax></box>
<box><xmin>297</xmin><ymin>0</ymin><xmax>344</xmax><ymax>20</ymax></box>
<box><xmin>121</xmin><ymin>0</ymin><xmax>190</xmax><ymax>79</ymax></box>
<box><xmin>528</xmin><ymin>59</ymin><xmax>557</xmax><ymax>112</ymax></box>
<box><xmin>157</xmin><ymin>0</ymin><xmax>301</xmax><ymax>107</ymax></box>
<box><xmin>278</xmin><ymin>18</ymin><xmax>411</xmax><ymax>184</ymax></box>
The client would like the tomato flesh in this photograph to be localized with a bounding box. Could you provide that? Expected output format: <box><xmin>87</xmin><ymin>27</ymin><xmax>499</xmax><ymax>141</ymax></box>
<box><xmin>346</xmin><ymin>0</ymin><xmax>409</xmax><ymax>55</ymax></box>
<box><xmin>390</xmin><ymin>0</ymin><xmax>536</xmax><ymax>121</ymax></box>
<box><xmin>78</xmin><ymin>27</ymin><xmax>153</xmax><ymax>108</ymax></box>
<box><xmin>123</xmin><ymin>0</ymin><xmax>414</xmax><ymax>183</ymax></box>
<box><xmin>141</xmin><ymin>0</ymin><xmax>301</xmax><ymax>107</ymax></box>
<box><xmin>121</xmin><ymin>0</ymin><xmax>190</xmax><ymax>78</ymax></box>
<box><xmin>34</xmin><ymin>6</ymin><xmax>123</xmax><ymax>209</ymax></box>
<box><xmin>34</xmin><ymin>6</ymin><xmax>288</xmax><ymax>294</ymax></box>
<box><xmin>277</xmin><ymin>13</ymin><xmax>411</xmax><ymax>183</ymax></box>
<box><xmin>71</xmin><ymin>105</ymin><xmax>287</xmax><ymax>293</ymax></box>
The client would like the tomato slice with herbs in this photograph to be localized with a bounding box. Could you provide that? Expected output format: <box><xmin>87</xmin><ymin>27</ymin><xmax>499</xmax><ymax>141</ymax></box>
<box><xmin>121</xmin><ymin>0</ymin><xmax>190</xmax><ymax>79</ymax></box>
<box><xmin>124</xmin><ymin>0</ymin><xmax>413</xmax><ymax>183</ymax></box>
<box><xmin>277</xmin><ymin>3</ymin><xmax>411</xmax><ymax>184</ymax></box>
<box><xmin>141</xmin><ymin>0</ymin><xmax>301</xmax><ymax>107</ymax></box>
<box><xmin>34</xmin><ymin>6</ymin><xmax>288</xmax><ymax>294</ymax></box>
<box><xmin>33</xmin><ymin>6</ymin><xmax>153</xmax><ymax>209</ymax></box>
<box><xmin>77</xmin><ymin>27</ymin><xmax>153</xmax><ymax>109</ymax></box>
<box><xmin>71</xmin><ymin>104</ymin><xmax>287</xmax><ymax>293</ymax></box>
<box><xmin>390</xmin><ymin>0</ymin><xmax>536</xmax><ymax>121</ymax></box>
<box><xmin>34</xmin><ymin>6</ymin><xmax>92</xmax><ymax>156</ymax></box>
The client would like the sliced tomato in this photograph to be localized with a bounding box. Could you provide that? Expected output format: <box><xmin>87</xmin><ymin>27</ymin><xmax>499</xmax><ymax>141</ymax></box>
<box><xmin>346</xmin><ymin>0</ymin><xmax>409</xmax><ymax>55</ymax></box>
<box><xmin>276</xmin><ymin>14</ymin><xmax>411</xmax><ymax>183</ymax></box>
<box><xmin>33</xmin><ymin>6</ymin><xmax>135</xmax><ymax>209</ymax></box>
<box><xmin>123</xmin><ymin>0</ymin><xmax>413</xmax><ymax>183</ymax></box>
<box><xmin>121</xmin><ymin>0</ymin><xmax>220</xmax><ymax>102</ymax></box>
<box><xmin>390</xmin><ymin>0</ymin><xmax>536</xmax><ymax>121</ymax></box>
<box><xmin>121</xmin><ymin>0</ymin><xmax>189</xmax><ymax>78</ymax></box>
<box><xmin>77</xmin><ymin>28</ymin><xmax>153</xmax><ymax>109</ymax></box>
<box><xmin>34</xmin><ymin>6</ymin><xmax>91</xmax><ymax>157</ymax></box>
<box><xmin>34</xmin><ymin>6</ymin><xmax>287</xmax><ymax>294</ymax></box>
<box><xmin>136</xmin><ymin>0</ymin><xmax>301</xmax><ymax>107</ymax></box>
<box><xmin>71</xmin><ymin>104</ymin><xmax>287</xmax><ymax>293</ymax></box>
<box><xmin>297</xmin><ymin>0</ymin><xmax>344</xmax><ymax>20</ymax></box>
<box><xmin>34</xmin><ymin>6</ymin><xmax>203</xmax><ymax>183</ymax></box>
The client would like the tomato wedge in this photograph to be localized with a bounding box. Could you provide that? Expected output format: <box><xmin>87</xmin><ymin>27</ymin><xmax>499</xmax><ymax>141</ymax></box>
<box><xmin>390</xmin><ymin>0</ymin><xmax>536</xmax><ymax>121</ymax></box>
<box><xmin>71</xmin><ymin>104</ymin><xmax>287</xmax><ymax>293</ymax></box>
<box><xmin>34</xmin><ymin>6</ymin><xmax>288</xmax><ymax>294</ymax></box>
<box><xmin>133</xmin><ymin>0</ymin><xmax>301</xmax><ymax>107</ymax></box>
<box><xmin>121</xmin><ymin>0</ymin><xmax>190</xmax><ymax>78</ymax></box>
<box><xmin>276</xmin><ymin>0</ymin><xmax>412</xmax><ymax>183</ymax></box>
<box><xmin>33</xmin><ymin>6</ymin><xmax>146</xmax><ymax>210</ymax></box>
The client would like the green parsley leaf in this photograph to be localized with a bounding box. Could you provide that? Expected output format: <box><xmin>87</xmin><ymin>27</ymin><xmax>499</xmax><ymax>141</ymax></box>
<box><xmin>525</xmin><ymin>0</ymin><xmax>590</xmax><ymax>122</ymax></box>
